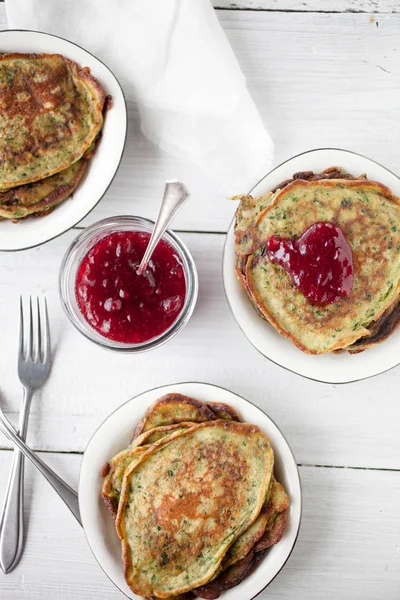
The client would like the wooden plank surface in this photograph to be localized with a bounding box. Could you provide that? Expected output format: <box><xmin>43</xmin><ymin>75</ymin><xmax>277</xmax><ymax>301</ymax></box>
<box><xmin>214</xmin><ymin>0</ymin><xmax>399</xmax><ymax>12</ymax></box>
<box><xmin>0</xmin><ymin>451</ymin><xmax>399</xmax><ymax>599</ymax></box>
<box><xmin>0</xmin><ymin>229</ymin><xmax>400</xmax><ymax>471</ymax></box>
<box><xmin>0</xmin><ymin>3</ymin><xmax>399</xmax><ymax>600</ymax></box>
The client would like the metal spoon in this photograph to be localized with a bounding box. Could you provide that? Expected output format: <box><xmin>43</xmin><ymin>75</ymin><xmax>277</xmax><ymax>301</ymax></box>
<box><xmin>137</xmin><ymin>180</ymin><xmax>190</xmax><ymax>276</ymax></box>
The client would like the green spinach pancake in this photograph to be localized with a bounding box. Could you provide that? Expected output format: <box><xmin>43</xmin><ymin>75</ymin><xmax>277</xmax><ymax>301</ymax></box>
<box><xmin>0</xmin><ymin>53</ymin><xmax>107</xmax><ymax>220</ymax></box>
<box><xmin>101</xmin><ymin>394</ymin><xmax>290</xmax><ymax>599</ymax></box>
<box><xmin>0</xmin><ymin>153</ymin><xmax>87</xmax><ymax>221</ymax></box>
<box><xmin>234</xmin><ymin>167</ymin><xmax>400</xmax><ymax>354</ymax></box>
<box><xmin>116</xmin><ymin>421</ymin><xmax>273</xmax><ymax>598</ymax></box>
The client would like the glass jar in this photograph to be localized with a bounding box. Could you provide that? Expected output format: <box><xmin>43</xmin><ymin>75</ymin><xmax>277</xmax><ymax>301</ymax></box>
<box><xmin>59</xmin><ymin>216</ymin><xmax>198</xmax><ymax>352</ymax></box>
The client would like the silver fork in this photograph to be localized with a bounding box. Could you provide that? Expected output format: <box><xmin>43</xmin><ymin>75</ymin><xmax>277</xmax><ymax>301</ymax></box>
<box><xmin>0</xmin><ymin>296</ymin><xmax>51</xmax><ymax>573</ymax></box>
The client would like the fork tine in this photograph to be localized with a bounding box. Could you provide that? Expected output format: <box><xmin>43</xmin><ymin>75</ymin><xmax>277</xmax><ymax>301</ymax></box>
<box><xmin>19</xmin><ymin>296</ymin><xmax>24</xmax><ymax>357</ymax></box>
<box><xmin>27</xmin><ymin>296</ymin><xmax>33</xmax><ymax>361</ymax></box>
<box><xmin>36</xmin><ymin>297</ymin><xmax>42</xmax><ymax>363</ymax></box>
<box><xmin>43</xmin><ymin>297</ymin><xmax>50</xmax><ymax>362</ymax></box>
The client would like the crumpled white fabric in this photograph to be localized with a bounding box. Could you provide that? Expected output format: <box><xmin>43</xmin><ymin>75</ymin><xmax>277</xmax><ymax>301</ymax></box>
<box><xmin>5</xmin><ymin>0</ymin><xmax>273</xmax><ymax>193</ymax></box>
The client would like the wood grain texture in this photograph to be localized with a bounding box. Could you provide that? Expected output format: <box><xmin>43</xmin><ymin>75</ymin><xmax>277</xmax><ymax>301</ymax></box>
<box><xmin>213</xmin><ymin>0</ymin><xmax>399</xmax><ymax>12</ymax></box>
<box><xmin>0</xmin><ymin>230</ymin><xmax>400</xmax><ymax>470</ymax></box>
<box><xmin>0</xmin><ymin>451</ymin><xmax>399</xmax><ymax>599</ymax></box>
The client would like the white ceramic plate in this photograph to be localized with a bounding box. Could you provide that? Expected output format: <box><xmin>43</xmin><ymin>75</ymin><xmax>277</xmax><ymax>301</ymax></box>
<box><xmin>223</xmin><ymin>148</ymin><xmax>400</xmax><ymax>384</ymax></box>
<box><xmin>0</xmin><ymin>30</ymin><xmax>127</xmax><ymax>251</ymax></box>
<box><xmin>79</xmin><ymin>382</ymin><xmax>301</xmax><ymax>600</ymax></box>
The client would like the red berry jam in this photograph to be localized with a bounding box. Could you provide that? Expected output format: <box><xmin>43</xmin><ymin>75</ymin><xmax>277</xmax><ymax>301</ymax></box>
<box><xmin>75</xmin><ymin>231</ymin><xmax>186</xmax><ymax>343</ymax></box>
<box><xmin>265</xmin><ymin>221</ymin><xmax>354</xmax><ymax>306</ymax></box>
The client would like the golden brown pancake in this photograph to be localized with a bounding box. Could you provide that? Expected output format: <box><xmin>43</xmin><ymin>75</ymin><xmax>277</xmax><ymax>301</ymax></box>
<box><xmin>221</xmin><ymin>477</ymin><xmax>288</xmax><ymax>568</ymax></box>
<box><xmin>0</xmin><ymin>154</ymin><xmax>87</xmax><ymax>221</ymax></box>
<box><xmin>132</xmin><ymin>393</ymin><xmax>217</xmax><ymax>439</ymax></box>
<box><xmin>101</xmin><ymin>445</ymin><xmax>149</xmax><ymax>518</ymax></box>
<box><xmin>116</xmin><ymin>420</ymin><xmax>274</xmax><ymax>598</ymax></box>
<box><xmin>0</xmin><ymin>53</ymin><xmax>105</xmax><ymax>189</ymax></box>
<box><xmin>101</xmin><ymin>395</ymin><xmax>290</xmax><ymax>598</ymax></box>
<box><xmin>234</xmin><ymin>168</ymin><xmax>400</xmax><ymax>354</ymax></box>
<box><xmin>102</xmin><ymin>423</ymin><xmax>196</xmax><ymax>518</ymax></box>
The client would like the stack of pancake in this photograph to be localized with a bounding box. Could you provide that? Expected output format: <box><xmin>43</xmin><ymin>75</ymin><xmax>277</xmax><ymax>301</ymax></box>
<box><xmin>0</xmin><ymin>53</ymin><xmax>106</xmax><ymax>221</ymax></box>
<box><xmin>234</xmin><ymin>167</ymin><xmax>400</xmax><ymax>354</ymax></box>
<box><xmin>101</xmin><ymin>393</ymin><xmax>289</xmax><ymax>599</ymax></box>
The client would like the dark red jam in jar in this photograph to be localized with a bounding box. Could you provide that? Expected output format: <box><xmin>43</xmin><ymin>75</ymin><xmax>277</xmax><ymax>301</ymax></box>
<box><xmin>75</xmin><ymin>231</ymin><xmax>186</xmax><ymax>343</ymax></box>
<box><xmin>265</xmin><ymin>221</ymin><xmax>354</xmax><ymax>306</ymax></box>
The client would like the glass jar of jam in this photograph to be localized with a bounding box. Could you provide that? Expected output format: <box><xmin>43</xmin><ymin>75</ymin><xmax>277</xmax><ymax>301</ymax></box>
<box><xmin>59</xmin><ymin>216</ymin><xmax>198</xmax><ymax>352</ymax></box>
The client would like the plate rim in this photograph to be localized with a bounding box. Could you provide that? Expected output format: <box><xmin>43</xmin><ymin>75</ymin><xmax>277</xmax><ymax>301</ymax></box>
<box><xmin>0</xmin><ymin>28</ymin><xmax>128</xmax><ymax>252</ymax></box>
<box><xmin>222</xmin><ymin>147</ymin><xmax>400</xmax><ymax>385</ymax></box>
<box><xmin>78</xmin><ymin>380</ymin><xmax>302</xmax><ymax>600</ymax></box>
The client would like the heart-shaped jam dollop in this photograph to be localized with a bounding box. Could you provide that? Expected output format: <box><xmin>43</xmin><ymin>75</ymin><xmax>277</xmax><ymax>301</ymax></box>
<box><xmin>265</xmin><ymin>221</ymin><xmax>354</xmax><ymax>306</ymax></box>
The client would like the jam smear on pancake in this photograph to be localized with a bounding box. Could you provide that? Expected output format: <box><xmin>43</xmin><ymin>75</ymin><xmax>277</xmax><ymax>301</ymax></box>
<box><xmin>265</xmin><ymin>221</ymin><xmax>354</xmax><ymax>305</ymax></box>
<box><xmin>76</xmin><ymin>231</ymin><xmax>186</xmax><ymax>343</ymax></box>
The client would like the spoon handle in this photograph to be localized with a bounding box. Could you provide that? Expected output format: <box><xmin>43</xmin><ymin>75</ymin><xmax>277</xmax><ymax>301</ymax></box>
<box><xmin>0</xmin><ymin>410</ymin><xmax>81</xmax><ymax>526</ymax></box>
<box><xmin>137</xmin><ymin>180</ymin><xmax>189</xmax><ymax>275</ymax></box>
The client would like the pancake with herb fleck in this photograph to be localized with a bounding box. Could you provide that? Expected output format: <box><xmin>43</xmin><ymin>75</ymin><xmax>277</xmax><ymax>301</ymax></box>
<box><xmin>103</xmin><ymin>397</ymin><xmax>241</xmax><ymax>519</ymax></box>
<box><xmin>132</xmin><ymin>393</ymin><xmax>217</xmax><ymax>439</ymax></box>
<box><xmin>131</xmin><ymin>422</ymin><xmax>197</xmax><ymax>447</ymax></box>
<box><xmin>0</xmin><ymin>137</ymin><xmax>100</xmax><ymax>222</ymax></box>
<box><xmin>116</xmin><ymin>420</ymin><xmax>274</xmax><ymax>598</ymax></box>
<box><xmin>0</xmin><ymin>154</ymin><xmax>87</xmax><ymax>221</ymax></box>
<box><xmin>102</xmin><ymin>396</ymin><xmax>290</xmax><ymax>597</ymax></box>
<box><xmin>101</xmin><ymin>445</ymin><xmax>149</xmax><ymax>518</ymax></box>
<box><xmin>0</xmin><ymin>53</ymin><xmax>105</xmax><ymax>190</ymax></box>
<box><xmin>192</xmin><ymin>548</ymin><xmax>267</xmax><ymax>599</ymax></box>
<box><xmin>101</xmin><ymin>423</ymin><xmax>195</xmax><ymax>518</ymax></box>
<box><xmin>191</xmin><ymin>480</ymin><xmax>289</xmax><ymax>599</ymax></box>
<box><xmin>234</xmin><ymin>168</ymin><xmax>400</xmax><ymax>354</ymax></box>
<box><xmin>221</xmin><ymin>477</ymin><xmax>288</xmax><ymax>568</ymax></box>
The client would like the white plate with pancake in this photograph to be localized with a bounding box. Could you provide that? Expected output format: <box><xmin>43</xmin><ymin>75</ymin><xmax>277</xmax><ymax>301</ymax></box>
<box><xmin>223</xmin><ymin>148</ymin><xmax>400</xmax><ymax>385</ymax></box>
<box><xmin>0</xmin><ymin>29</ymin><xmax>127</xmax><ymax>251</ymax></box>
<box><xmin>79</xmin><ymin>381</ymin><xmax>302</xmax><ymax>600</ymax></box>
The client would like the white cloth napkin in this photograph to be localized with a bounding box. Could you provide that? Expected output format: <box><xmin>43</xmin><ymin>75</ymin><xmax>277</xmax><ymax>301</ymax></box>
<box><xmin>5</xmin><ymin>0</ymin><xmax>273</xmax><ymax>193</ymax></box>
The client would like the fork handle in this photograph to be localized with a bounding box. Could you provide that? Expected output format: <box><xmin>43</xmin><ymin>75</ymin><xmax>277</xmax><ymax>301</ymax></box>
<box><xmin>0</xmin><ymin>386</ymin><xmax>33</xmax><ymax>573</ymax></box>
<box><xmin>0</xmin><ymin>409</ymin><xmax>81</xmax><ymax>541</ymax></box>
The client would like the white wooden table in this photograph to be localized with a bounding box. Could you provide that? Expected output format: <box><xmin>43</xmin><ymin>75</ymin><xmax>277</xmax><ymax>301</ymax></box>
<box><xmin>1</xmin><ymin>1</ymin><xmax>400</xmax><ymax>598</ymax></box>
